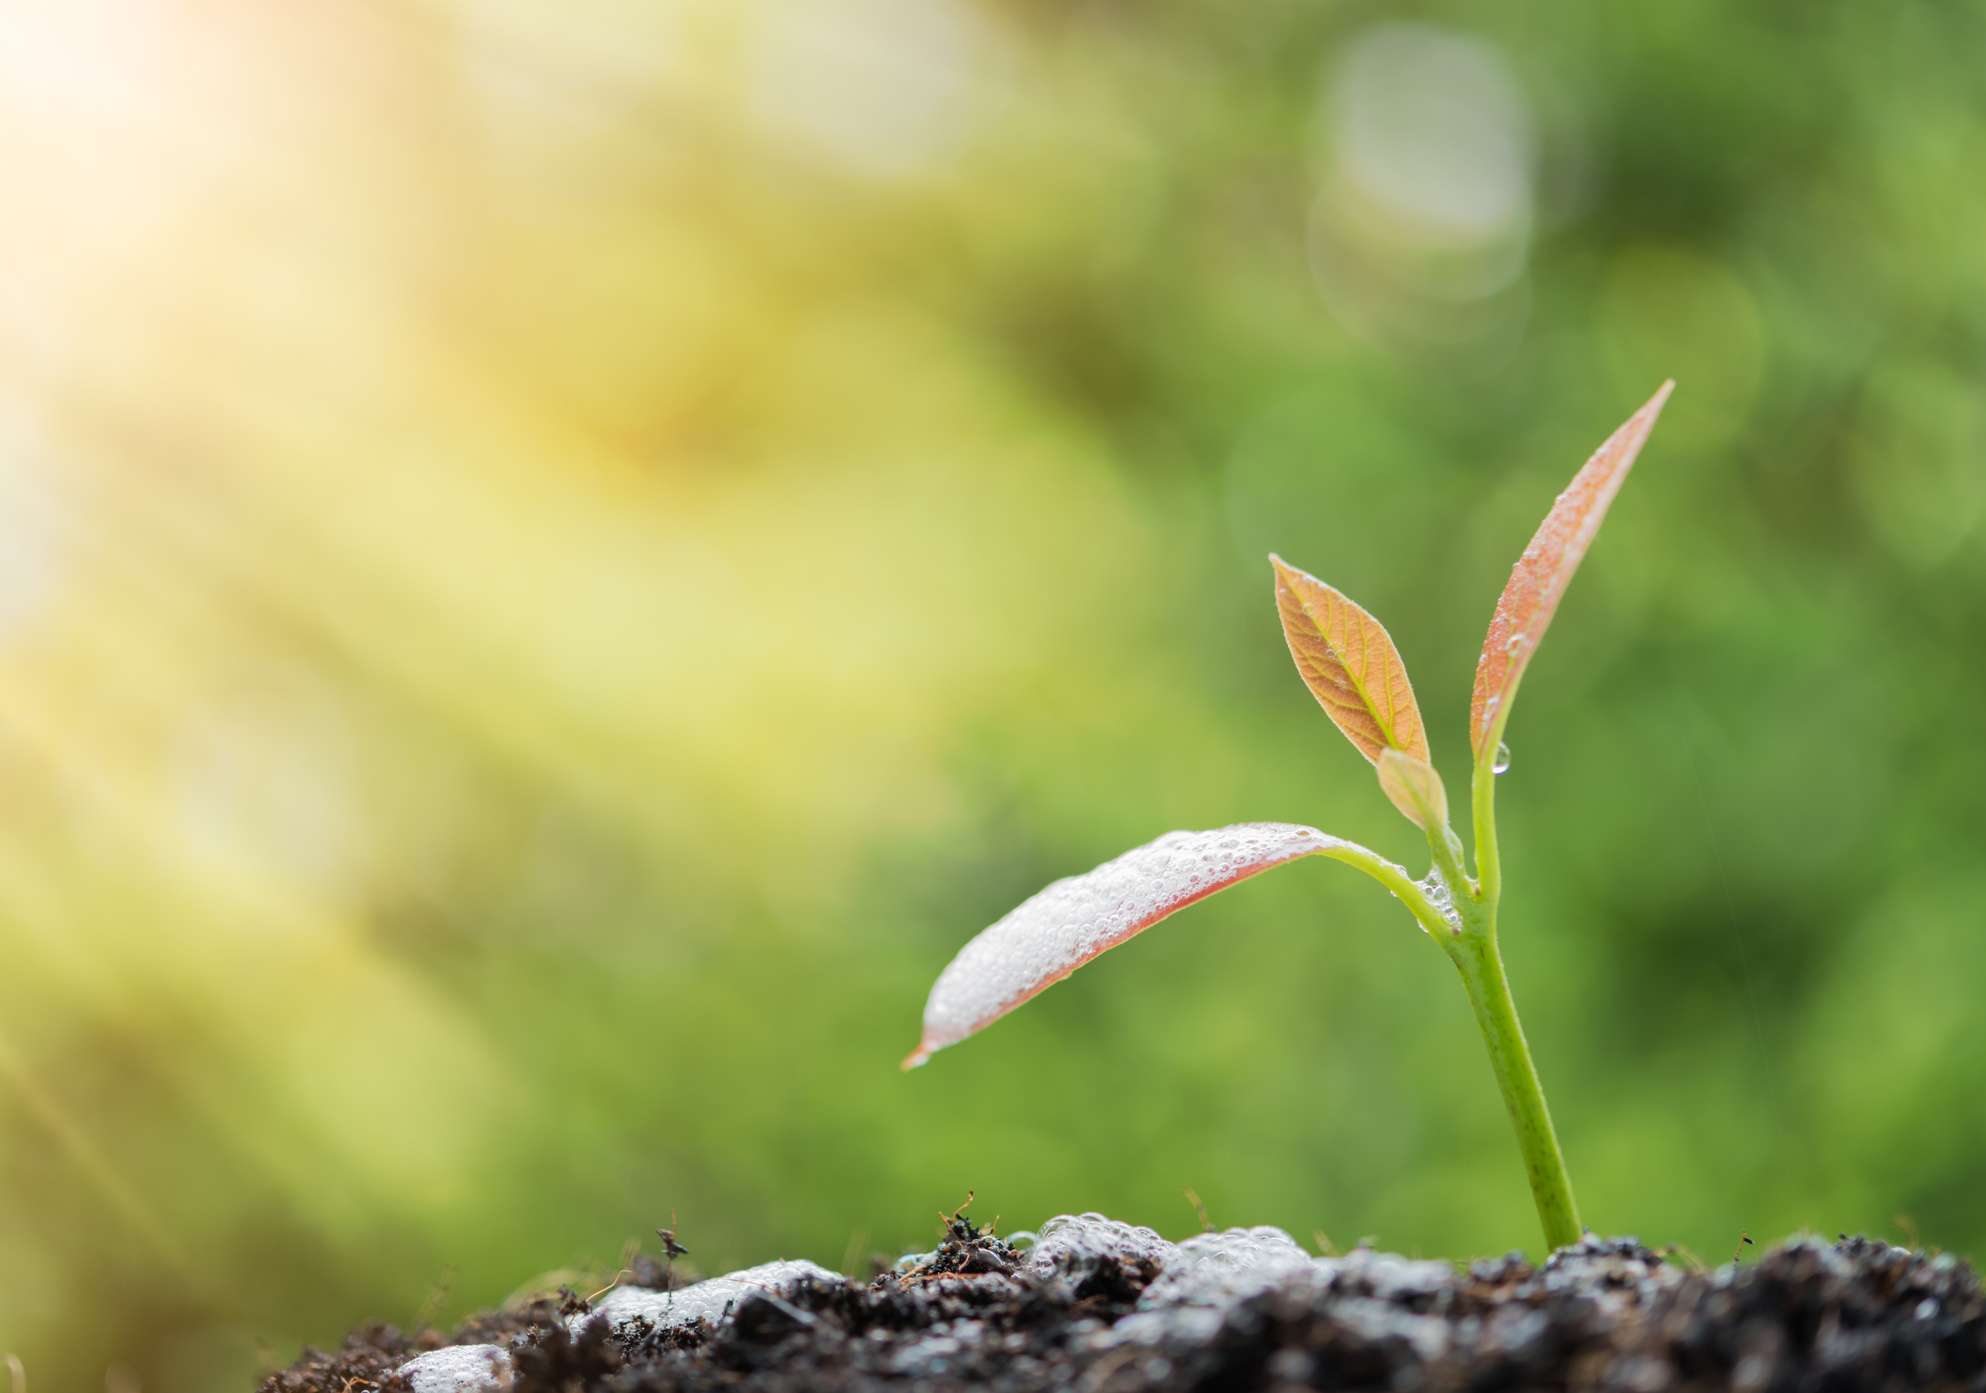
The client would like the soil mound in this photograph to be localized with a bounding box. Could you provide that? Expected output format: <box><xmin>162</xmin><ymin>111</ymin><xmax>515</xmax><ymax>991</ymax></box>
<box><xmin>263</xmin><ymin>1214</ymin><xmax>1986</xmax><ymax>1393</ymax></box>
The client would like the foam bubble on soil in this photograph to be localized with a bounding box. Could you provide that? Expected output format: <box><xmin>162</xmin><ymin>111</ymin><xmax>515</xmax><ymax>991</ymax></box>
<box><xmin>1028</xmin><ymin>1212</ymin><xmax>1176</xmax><ymax>1280</ymax></box>
<box><xmin>1026</xmin><ymin>1212</ymin><xmax>1351</xmax><ymax>1314</ymax></box>
<box><xmin>572</xmin><ymin>1259</ymin><xmax>843</xmax><ymax>1337</ymax></box>
<box><xmin>1143</xmin><ymin>1225</ymin><xmax>1331</xmax><ymax>1307</ymax></box>
<box><xmin>390</xmin><ymin>1259</ymin><xmax>842</xmax><ymax>1390</ymax></box>
<box><xmin>394</xmin><ymin>1344</ymin><xmax>513</xmax><ymax>1393</ymax></box>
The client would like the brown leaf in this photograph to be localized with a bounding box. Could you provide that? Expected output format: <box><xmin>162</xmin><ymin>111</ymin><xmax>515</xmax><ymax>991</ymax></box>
<box><xmin>1272</xmin><ymin>556</ymin><xmax>1429</xmax><ymax>766</ymax></box>
<box><xmin>1377</xmin><ymin>748</ymin><xmax>1448</xmax><ymax>833</ymax></box>
<box><xmin>1470</xmin><ymin>382</ymin><xmax>1674</xmax><ymax>758</ymax></box>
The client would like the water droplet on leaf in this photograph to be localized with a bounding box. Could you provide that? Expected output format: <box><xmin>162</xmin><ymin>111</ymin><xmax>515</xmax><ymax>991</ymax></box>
<box><xmin>1491</xmin><ymin>742</ymin><xmax>1511</xmax><ymax>775</ymax></box>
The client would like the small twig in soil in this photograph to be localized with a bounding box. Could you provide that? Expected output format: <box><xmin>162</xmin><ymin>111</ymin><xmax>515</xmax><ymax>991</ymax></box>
<box><xmin>582</xmin><ymin>1236</ymin><xmax>650</xmax><ymax>1304</ymax></box>
<box><xmin>583</xmin><ymin>1239</ymin><xmax>652</xmax><ymax>1306</ymax></box>
<box><xmin>1180</xmin><ymin>1187</ymin><xmax>1214</xmax><ymax>1233</ymax></box>
<box><xmin>1661</xmin><ymin>1242</ymin><xmax>1706</xmax><ymax>1272</ymax></box>
<box><xmin>1732</xmin><ymin>1229</ymin><xmax>1754</xmax><ymax>1265</ymax></box>
<box><xmin>940</xmin><ymin>1191</ymin><xmax>976</xmax><ymax>1237</ymax></box>
<box><xmin>583</xmin><ymin>1272</ymin><xmax>629</xmax><ymax>1305</ymax></box>
<box><xmin>657</xmin><ymin>1211</ymin><xmax>689</xmax><ymax>1289</ymax></box>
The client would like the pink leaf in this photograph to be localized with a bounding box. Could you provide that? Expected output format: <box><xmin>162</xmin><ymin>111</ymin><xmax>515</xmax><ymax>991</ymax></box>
<box><xmin>903</xmin><ymin>824</ymin><xmax>1349</xmax><ymax>1068</ymax></box>
<box><xmin>1470</xmin><ymin>381</ymin><xmax>1674</xmax><ymax>758</ymax></box>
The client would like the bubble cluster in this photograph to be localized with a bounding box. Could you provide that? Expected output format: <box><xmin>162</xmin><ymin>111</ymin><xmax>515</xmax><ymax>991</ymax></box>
<box><xmin>1142</xmin><ymin>1226</ymin><xmax>1327</xmax><ymax>1308</ymax></box>
<box><xmin>573</xmin><ymin>1259</ymin><xmax>844</xmax><ymax>1338</ymax></box>
<box><xmin>1415</xmin><ymin>867</ymin><xmax>1464</xmax><ymax>933</ymax></box>
<box><xmin>389</xmin><ymin>1258</ymin><xmax>850</xmax><ymax>1391</ymax></box>
<box><xmin>394</xmin><ymin>1345</ymin><xmax>514</xmax><ymax>1393</ymax></box>
<box><xmin>1029</xmin><ymin>1212</ymin><xmax>1176</xmax><ymax>1279</ymax></box>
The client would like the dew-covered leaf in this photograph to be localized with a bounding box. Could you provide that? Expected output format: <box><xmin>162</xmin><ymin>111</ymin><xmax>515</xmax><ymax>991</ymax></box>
<box><xmin>1377</xmin><ymin>748</ymin><xmax>1448</xmax><ymax>834</ymax></box>
<box><xmin>1470</xmin><ymin>381</ymin><xmax>1674</xmax><ymax>759</ymax></box>
<box><xmin>904</xmin><ymin>824</ymin><xmax>1351</xmax><ymax>1068</ymax></box>
<box><xmin>1271</xmin><ymin>556</ymin><xmax>1429</xmax><ymax>765</ymax></box>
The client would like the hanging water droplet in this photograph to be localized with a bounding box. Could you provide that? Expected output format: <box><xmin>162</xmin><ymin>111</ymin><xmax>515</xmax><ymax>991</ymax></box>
<box><xmin>1491</xmin><ymin>741</ymin><xmax>1511</xmax><ymax>775</ymax></box>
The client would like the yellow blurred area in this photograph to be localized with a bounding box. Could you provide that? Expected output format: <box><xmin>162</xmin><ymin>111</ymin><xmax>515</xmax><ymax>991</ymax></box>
<box><xmin>0</xmin><ymin>0</ymin><xmax>1156</xmax><ymax>1378</ymax></box>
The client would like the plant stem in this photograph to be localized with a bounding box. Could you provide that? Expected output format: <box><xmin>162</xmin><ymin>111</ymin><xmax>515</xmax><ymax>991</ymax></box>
<box><xmin>1450</xmin><ymin>909</ymin><xmax>1582</xmax><ymax>1251</ymax></box>
<box><xmin>1470</xmin><ymin>745</ymin><xmax>1502</xmax><ymax>906</ymax></box>
<box><xmin>1445</xmin><ymin>750</ymin><xmax>1581</xmax><ymax>1253</ymax></box>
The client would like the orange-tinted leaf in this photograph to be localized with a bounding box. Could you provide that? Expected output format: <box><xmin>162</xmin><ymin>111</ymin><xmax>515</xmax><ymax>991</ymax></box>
<box><xmin>1470</xmin><ymin>382</ymin><xmax>1674</xmax><ymax>758</ymax></box>
<box><xmin>1272</xmin><ymin>556</ymin><xmax>1430</xmax><ymax>766</ymax></box>
<box><xmin>903</xmin><ymin>824</ymin><xmax>1348</xmax><ymax>1068</ymax></box>
<box><xmin>1377</xmin><ymin>748</ymin><xmax>1448</xmax><ymax>833</ymax></box>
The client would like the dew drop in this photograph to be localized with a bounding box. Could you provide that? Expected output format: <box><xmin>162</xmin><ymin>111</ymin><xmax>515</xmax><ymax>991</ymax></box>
<box><xmin>1491</xmin><ymin>742</ymin><xmax>1511</xmax><ymax>775</ymax></box>
<box><xmin>1414</xmin><ymin>867</ymin><xmax>1463</xmax><ymax>934</ymax></box>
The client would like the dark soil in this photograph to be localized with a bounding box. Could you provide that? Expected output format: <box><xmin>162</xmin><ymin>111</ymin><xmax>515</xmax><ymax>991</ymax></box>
<box><xmin>263</xmin><ymin>1217</ymin><xmax>1986</xmax><ymax>1393</ymax></box>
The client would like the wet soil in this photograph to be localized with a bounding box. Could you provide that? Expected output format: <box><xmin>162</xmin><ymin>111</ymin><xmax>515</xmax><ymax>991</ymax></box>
<box><xmin>263</xmin><ymin>1214</ymin><xmax>1986</xmax><ymax>1393</ymax></box>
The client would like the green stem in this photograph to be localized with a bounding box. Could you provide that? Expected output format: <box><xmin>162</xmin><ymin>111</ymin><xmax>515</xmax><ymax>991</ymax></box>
<box><xmin>1449</xmin><ymin>748</ymin><xmax>1580</xmax><ymax>1252</ymax></box>
<box><xmin>1471</xmin><ymin>747</ymin><xmax>1502</xmax><ymax>905</ymax></box>
<box><xmin>1425</xmin><ymin>820</ymin><xmax>1474</xmax><ymax>907</ymax></box>
<box><xmin>1333</xmin><ymin>766</ymin><xmax>1582</xmax><ymax>1253</ymax></box>
<box><xmin>1312</xmin><ymin>841</ymin><xmax>1444</xmax><ymax>931</ymax></box>
<box><xmin>1449</xmin><ymin>907</ymin><xmax>1582</xmax><ymax>1251</ymax></box>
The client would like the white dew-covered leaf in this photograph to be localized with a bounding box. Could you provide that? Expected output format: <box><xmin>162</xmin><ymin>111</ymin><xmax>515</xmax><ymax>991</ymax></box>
<box><xmin>904</xmin><ymin>824</ymin><xmax>1349</xmax><ymax>1067</ymax></box>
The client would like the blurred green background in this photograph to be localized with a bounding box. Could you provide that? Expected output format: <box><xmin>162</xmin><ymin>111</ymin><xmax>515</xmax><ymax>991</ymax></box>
<box><xmin>2</xmin><ymin>0</ymin><xmax>1984</xmax><ymax>1387</ymax></box>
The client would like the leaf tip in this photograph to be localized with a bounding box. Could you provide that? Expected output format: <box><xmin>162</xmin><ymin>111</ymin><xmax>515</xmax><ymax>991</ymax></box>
<box><xmin>1616</xmin><ymin>380</ymin><xmax>1676</xmax><ymax>453</ymax></box>
<box><xmin>901</xmin><ymin>1044</ymin><xmax>933</xmax><ymax>1070</ymax></box>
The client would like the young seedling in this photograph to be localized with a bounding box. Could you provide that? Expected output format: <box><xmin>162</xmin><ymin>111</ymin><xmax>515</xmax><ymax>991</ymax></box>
<box><xmin>903</xmin><ymin>383</ymin><xmax>1674</xmax><ymax>1253</ymax></box>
